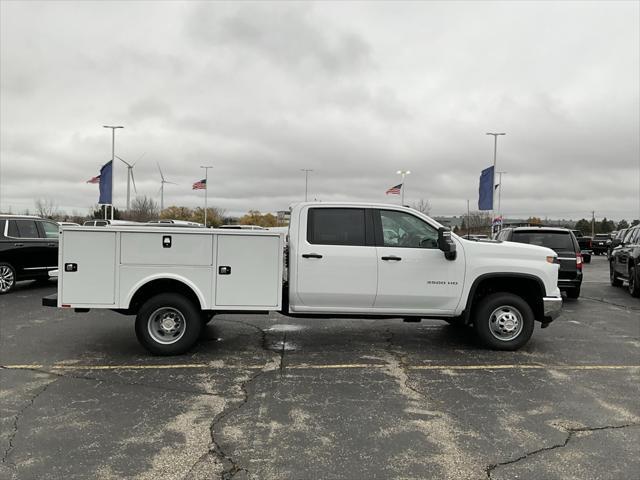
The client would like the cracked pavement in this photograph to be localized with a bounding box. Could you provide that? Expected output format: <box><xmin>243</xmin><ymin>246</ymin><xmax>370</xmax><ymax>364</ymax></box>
<box><xmin>1</xmin><ymin>256</ymin><xmax>639</xmax><ymax>479</ymax></box>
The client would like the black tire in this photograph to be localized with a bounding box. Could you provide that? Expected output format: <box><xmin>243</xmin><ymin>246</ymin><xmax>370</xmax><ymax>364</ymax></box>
<box><xmin>629</xmin><ymin>266</ymin><xmax>640</xmax><ymax>298</ymax></box>
<box><xmin>0</xmin><ymin>262</ymin><xmax>16</xmax><ymax>294</ymax></box>
<box><xmin>610</xmin><ymin>262</ymin><xmax>623</xmax><ymax>287</ymax></box>
<box><xmin>583</xmin><ymin>255</ymin><xmax>591</xmax><ymax>264</ymax></box>
<box><xmin>473</xmin><ymin>292</ymin><xmax>535</xmax><ymax>351</ymax></box>
<box><xmin>135</xmin><ymin>293</ymin><xmax>202</xmax><ymax>355</ymax></box>
<box><xmin>566</xmin><ymin>287</ymin><xmax>581</xmax><ymax>299</ymax></box>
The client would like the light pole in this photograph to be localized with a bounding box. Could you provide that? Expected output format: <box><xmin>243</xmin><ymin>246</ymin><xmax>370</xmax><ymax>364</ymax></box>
<box><xmin>497</xmin><ymin>171</ymin><xmax>507</xmax><ymax>230</ymax></box>
<box><xmin>200</xmin><ymin>165</ymin><xmax>213</xmax><ymax>227</ymax></box>
<box><xmin>301</xmin><ymin>169</ymin><xmax>313</xmax><ymax>201</ymax></box>
<box><xmin>396</xmin><ymin>170</ymin><xmax>411</xmax><ymax>205</ymax></box>
<box><xmin>103</xmin><ymin>125</ymin><xmax>124</xmax><ymax>220</ymax></box>
<box><xmin>486</xmin><ymin>132</ymin><xmax>505</xmax><ymax>234</ymax></box>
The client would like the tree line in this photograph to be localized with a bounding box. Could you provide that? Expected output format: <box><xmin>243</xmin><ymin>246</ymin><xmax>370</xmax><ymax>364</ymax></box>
<box><xmin>23</xmin><ymin>196</ymin><xmax>284</xmax><ymax>227</ymax></box>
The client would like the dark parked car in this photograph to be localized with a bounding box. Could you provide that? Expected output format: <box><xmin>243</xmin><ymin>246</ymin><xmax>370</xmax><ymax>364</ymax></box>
<box><xmin>592</xmin><ymin>233</ymin><xmax>611</xmax><ymax>255</ymax></box>
<box><xmin>610</xmin><ymin>225</ymin><xmax>640</xmax><ymax>297</ymax></box>
<box><xmin>497</xmin><ymin>227</ymin><xmax>583</xmax><ymax>298</ymax></box>
<box><xmin>0</xmin><ymin>215</ymin><xmax>59</xmax><ymax>293</ymax></box>
<box><xmin>608</xmin><ymin>228</ymin><xmax>628</xmax><ymax>258</ymax></box>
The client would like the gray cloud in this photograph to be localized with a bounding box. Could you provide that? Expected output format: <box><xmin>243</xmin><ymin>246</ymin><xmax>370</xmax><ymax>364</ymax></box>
<box><xmin>187</xmin><ymin>3</ymin><xmax>372</xmax><ymax>75</ymax></box>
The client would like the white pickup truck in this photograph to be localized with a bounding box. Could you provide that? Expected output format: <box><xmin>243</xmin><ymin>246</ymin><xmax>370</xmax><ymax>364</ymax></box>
<box><xmin>43</xmin><ymin>202</ymin><xmax>562</xmax><ymax>355</ymax></box>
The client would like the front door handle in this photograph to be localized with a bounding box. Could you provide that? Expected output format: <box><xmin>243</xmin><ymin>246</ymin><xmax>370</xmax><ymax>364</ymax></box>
<box><xmin>302</xmin><ymin>253</ymin><xmax>323</xmax><ymax>259</ymax></box>
<box><xmin>14</xmin><ymin>243</ymin><xmax>24</xmax><ymax>247</ymax></box>
<box><xmin>381</xmin><ymin>255</ymin><xmax>402</xmax><ymax>261</ymax></box>
<box><xmin>48</xmin><ymin>243</ymin><xmax>57</xmax><ymax>247</ymax></box>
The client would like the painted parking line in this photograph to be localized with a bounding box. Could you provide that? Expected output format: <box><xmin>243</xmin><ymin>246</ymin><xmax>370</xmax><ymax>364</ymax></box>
<box><xmin>2</xmin><ymin>363</ymin><xmax>639</xmax><ymax>371</ymax></box>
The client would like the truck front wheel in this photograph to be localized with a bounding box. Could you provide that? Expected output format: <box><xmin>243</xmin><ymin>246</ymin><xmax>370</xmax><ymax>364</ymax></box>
<box><xmin>473</xmin><ymin>293</ymin><xmax>534</xmax><ymax>351</ymax></box>
<box><xmin>135</xmin><ymin>293</ymin><xmax>202</xmax><ymax>355</ymax></box>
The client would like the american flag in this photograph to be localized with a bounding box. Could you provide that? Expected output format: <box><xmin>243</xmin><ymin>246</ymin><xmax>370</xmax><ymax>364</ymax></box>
<box><xmin>86</xmin><ymin>175</ymin><xmax>100</xmax><ymax>184</ymax></box>
<box><xmin>192</xmin><ymin>178</ymin><xmax>207</xmax><ymax>190</ymax></box>
<box><xmin>386</xmin><ymin>183</ymin><xmax>402</xmax><ymax>195</ymax></box>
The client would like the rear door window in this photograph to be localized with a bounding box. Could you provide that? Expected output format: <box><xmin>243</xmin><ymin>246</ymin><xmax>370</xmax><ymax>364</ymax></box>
<box><xmin>511</xmin><ymin>231</ymin><xmax>575</xmax><ymax>252</ymax></box>
<box><xmin>8</xmin><ymin>220</ymin><xmax>41</xmax><ymax>238</ymax></box>
<box><xmin>307</xmin><ymin>208</ymin><xmax>366</xmax><ymax>246</ymax></box>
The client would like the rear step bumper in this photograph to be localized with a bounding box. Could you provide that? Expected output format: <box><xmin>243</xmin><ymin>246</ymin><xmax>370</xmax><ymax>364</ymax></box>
<box><xmin>42</xmin><ymin>294</ymin><xmax>57</xmax><ymax>307</ymax></box>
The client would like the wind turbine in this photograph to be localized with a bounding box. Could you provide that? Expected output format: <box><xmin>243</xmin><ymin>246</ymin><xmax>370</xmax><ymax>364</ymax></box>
<box><xmin>115</xmin><ymin>153</ymin><xmax>144</xmax><ymax>211</ymax></box>
<box><xmin>157</xmin><ymin>162</ymin><xmax>177</xmax><ymax>212</ymax></box>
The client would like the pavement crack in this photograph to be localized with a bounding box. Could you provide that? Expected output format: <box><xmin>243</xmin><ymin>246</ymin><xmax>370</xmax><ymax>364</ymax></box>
<box><xmin>485</xmin><ymin>422</ymin><xmax>640</xmax><ymax>479</ymax></box>
<box><xmin>581</xmin><ymin>296</ymin><xmax>640</xmax><ymax>311</ymax></box>
<box><xmin>383</xmin><ymin>328</ymin><xmax>435</xmax><ymax>402</ymax></box>
<box><xmin>186</xmin><ymin>357</ymin><xmax>279</xmax><ymax>480</ymax></box>
<box><xmin>216</xmin><ymin>318</ymin><xmax>271</xmax><ymax>353</ymax></box>
<box><xmin>2</xmin><ymin>376</ymin><xmax>59</xmax><ymax>467</ymax></box>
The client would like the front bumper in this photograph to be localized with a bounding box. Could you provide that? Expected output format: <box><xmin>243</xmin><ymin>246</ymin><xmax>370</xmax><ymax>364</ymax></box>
<box><xmin>543</xmin><ymin>296</ymin><xmax>563</xmax><ymax>321</ymax></box>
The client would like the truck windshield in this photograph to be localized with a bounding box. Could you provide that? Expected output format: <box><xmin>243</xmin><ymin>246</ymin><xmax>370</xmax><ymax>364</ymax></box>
<box><xmin>511</xmin><ymin>231</ymin><xmax>574</xmax><ymax>252</ymax></box>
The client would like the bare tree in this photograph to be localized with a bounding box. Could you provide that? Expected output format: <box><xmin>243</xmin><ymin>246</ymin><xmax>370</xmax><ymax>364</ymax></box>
<box><xmin>411</xmin><ymin>198</ymin><xmax>432</xmax><ymax>215</ymax></box>
<box><xmin>126</xmin><ymin>196</ymin><xmax>159</xmax><ymax>222</ymax></box>
<box><xmin>35</xmin><ymin>198</ymin><xmax>59</xmax><ymax>218</ymax></box>
<box><xmin>461</xmin><ymin>211</ymin><xmax>492</xmax><ymax>236</ymax></box>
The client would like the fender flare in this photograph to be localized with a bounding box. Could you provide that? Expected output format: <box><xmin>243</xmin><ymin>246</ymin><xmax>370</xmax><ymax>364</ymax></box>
<box><xmin>125</xmin><ymin>273</ymin><xmax>206</xmax><ymax>310</ymax></box>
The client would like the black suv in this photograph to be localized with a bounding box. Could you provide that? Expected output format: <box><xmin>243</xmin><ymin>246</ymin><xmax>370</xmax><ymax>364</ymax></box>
<box><xmin>497</xmin><ymin>227</ymin><xmax>583</xmax><ymax>298</ymax></box>
<box><xmin>0</xmin><ymin>215</ymin><xmax>59</xmax><ymax>293</ymax></box>
<box><xmin>610</xmin><ymin>225</ymin><xmax>640</xmax><ymax>297</ymax></box>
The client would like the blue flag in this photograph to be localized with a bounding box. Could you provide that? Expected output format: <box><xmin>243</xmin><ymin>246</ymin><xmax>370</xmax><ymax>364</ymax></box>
<box><xmin>478</xmin><ymin>166</ymin><xmax>494</xmax><ymax>210</ymax></box>
<box><xmin>98</xmin><ymin>161</ymin><xmax>112</xmax><ymax>204</ymax></box>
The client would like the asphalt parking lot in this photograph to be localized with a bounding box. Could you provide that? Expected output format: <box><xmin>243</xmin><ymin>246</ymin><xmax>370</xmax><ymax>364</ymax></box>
<box><xmin>1</xmin><ymin>255</ymin><xmax>639</xmax><ymax>480</ymax></box>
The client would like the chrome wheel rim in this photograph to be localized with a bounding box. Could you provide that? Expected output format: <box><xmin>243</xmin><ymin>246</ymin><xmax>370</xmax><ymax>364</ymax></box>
<box><xmin>0</xmin><ymin>266</ymin><xmax>15</xmax><ymax>293</ymax></box>
<box><xmin>488</xmin><ymin>305</ymin><xmax>523</xmax><ymax>341</ymax></box>
<box><xmin>147</xmin><ymin>307</ymin><xmax>186</xmax><ymax>345</ymax></box>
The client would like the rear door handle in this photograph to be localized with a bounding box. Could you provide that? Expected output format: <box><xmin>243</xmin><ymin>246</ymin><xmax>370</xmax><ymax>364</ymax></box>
<box><xmin>14</xmin><ymin>243</ymin><xmax>24</xmax><ymax>247</ymax></box>
<box><xmin>381</xmin><ymin>255</ymin><xmax>402</xmax><ymax>261</ymax></box>
<box><xmin>48</xmin><ymin>243</ymin><xmax>57</xmax><ymax>247</ymax></box>
<box><xmin>302</xmin><ymin>253</ymin><xmax>323</xmax><ymax>259</ymax></box>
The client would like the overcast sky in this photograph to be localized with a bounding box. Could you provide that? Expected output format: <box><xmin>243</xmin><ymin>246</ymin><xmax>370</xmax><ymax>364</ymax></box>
<box><xmin>1</xmin><ymin>1</ymin><xmax>639</xmax><ymax>220</ymax></box>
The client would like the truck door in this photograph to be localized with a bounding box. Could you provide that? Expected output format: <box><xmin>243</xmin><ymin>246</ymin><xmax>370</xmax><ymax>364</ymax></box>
<box><xmin>295</xmin><ymin>207</ymin><xmax>377</xmax><ymax>309</ymax></box>
<box><xmin>373</xmin><ymin>209</ymin><xmax>465</xmax><ymax>313</ymax></box>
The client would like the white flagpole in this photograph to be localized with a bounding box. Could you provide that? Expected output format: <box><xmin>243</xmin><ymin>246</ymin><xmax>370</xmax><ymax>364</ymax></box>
<box><xmin>200</xmin><ymin>166</ymin><xmax>213</xmax><ymax>227</ymax></box>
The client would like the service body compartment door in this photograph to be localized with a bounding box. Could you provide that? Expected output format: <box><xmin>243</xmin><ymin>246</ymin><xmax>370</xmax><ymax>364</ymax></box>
<box><xmin>61</xmin><ymin>231</ymin><xmax>116</xmax><ymax>305</ymax></box>
<box><xmin>215</xmin><ymin>234</ymin><xmax>281</xmax><ymax>308</ymax></box>
<box><xmin>121</xmin><ymin>232</ymin><xmax>212</xmax><ymax>266</ymax></box>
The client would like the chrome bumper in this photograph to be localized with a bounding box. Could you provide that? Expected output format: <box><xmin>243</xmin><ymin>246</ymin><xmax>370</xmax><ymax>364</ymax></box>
<box><xmin>543</xmin><ymin>296</ymin><xmax>563</xmax><ymax>320</ymax></box>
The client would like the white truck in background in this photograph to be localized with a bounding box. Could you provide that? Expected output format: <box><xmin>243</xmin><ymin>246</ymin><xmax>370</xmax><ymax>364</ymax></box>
<box><xmin>43</xmin><ymin>202</ymin><xmax>563</xmax><ymax>355</ymax></box>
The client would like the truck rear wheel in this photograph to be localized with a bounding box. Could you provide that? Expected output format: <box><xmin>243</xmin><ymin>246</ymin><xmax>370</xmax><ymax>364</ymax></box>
<box><xmin>135</xmin><ymin>293</ymin><xmax>202</xmax><ymax>355</ymax></box>
<box><xmin>473</xmin><ymin>293</ymin><xmax>534</xmax><ymax>351</ymax></box>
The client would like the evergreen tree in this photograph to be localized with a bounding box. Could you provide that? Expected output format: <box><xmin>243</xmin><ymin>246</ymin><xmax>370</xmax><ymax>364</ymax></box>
<box><xmin>617</xmin><ymin>219</ymin><xmax>629</xmax><ymax>230</ymax></box>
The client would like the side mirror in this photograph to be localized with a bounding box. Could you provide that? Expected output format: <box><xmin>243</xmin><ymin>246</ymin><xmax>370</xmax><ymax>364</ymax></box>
<box><xmin>437</xmin><ymin>227</ymin><xmax>457</xmax><ymax>260</ymax></box>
